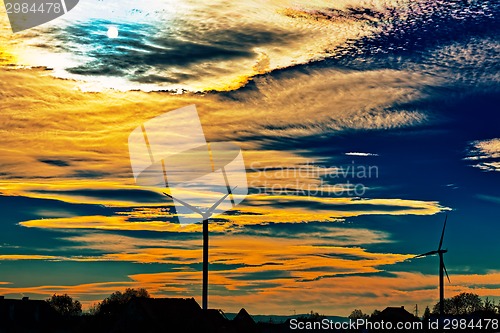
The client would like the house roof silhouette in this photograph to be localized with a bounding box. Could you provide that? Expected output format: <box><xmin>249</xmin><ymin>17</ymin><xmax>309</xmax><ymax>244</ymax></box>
<box><xmin>234</xmin><ymin>308</ymin><xmax>255</xmax><ymax>325</ymax></box>
<box><xmin>374</xmin><ymin>306</ymin><xmax>419</xmax><ymax>323</ymax></box>
<box><xmin>0</xmin><ymin>296</ymin><xmax>57</xmax><ymax>331</ymax></box>
<box><xmin>111</xmin><ymin>297</ymin><xmax>249</xmax><ymax>333</ymax></box>
<box><xmin>130</xmin><ymin>297</ymin><xmax>202</xmax><ymax>321</ymax></box>
<box><xmin>233</xmin><ymin>308</ymin><xmax>257</xmax><ymax>333</ymax></box>
<box><xmin>205</xmin><ymin>308</ymin><xmax>229</xmax><ymax>326</ymax></box>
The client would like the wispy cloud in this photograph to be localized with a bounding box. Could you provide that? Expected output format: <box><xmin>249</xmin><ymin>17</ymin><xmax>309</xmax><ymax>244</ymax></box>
<box><xmin>3</xmin><ymin>0</ymin><xmax>378</xmax><ymax>92</ymax></box>
<box><xmin>345</xmin><ymin>152</ymin><xmax>379</xmax><ymax>157</ymax></box>
<box><xmin>0</xmin><ymin>66</ymin><xmax>434</xmax><ymax>184</ymax></box>
<box><xmin>464</xmin><ymin>138</ymin><xmax>500</xmax><ymax>172</ymax></box>
<box><xmin>15</xmin><ymin>192</ymin><xmax>447</xmax><ymax>233</ymax></box>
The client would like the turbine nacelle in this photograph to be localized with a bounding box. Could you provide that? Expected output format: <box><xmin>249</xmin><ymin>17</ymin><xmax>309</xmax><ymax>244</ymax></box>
<box><xmin>414</xmin><ymin>215</ymin><xmax>449</xmax><ymax>259</ymax></box>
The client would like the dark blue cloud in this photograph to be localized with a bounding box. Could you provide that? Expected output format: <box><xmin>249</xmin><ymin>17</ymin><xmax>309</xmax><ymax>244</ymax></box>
<box><xmin>231</xmin><ymin>270</ymin><xmax>293</xmax><ymax>281</ymax></box>
<box><xmin>32</xmin><ymin>188</ymin><xmax>166</xmax><ymax>203</ymax></box>
<box><xmin>48</xmin><ymin>19</ymin><xmax>295</xmax><ymax>84</ymax></box>
<box><xmin>0</xmin><ymin>261</ymin><xmax>167</xmax><ymax>288</ymax></box>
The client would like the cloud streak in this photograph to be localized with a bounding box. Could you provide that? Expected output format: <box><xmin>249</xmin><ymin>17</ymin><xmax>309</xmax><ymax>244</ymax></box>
<box><xmin>465</xmin><ymin>138</ymin><xmax>500</xmax><ymax>172</ymax></box>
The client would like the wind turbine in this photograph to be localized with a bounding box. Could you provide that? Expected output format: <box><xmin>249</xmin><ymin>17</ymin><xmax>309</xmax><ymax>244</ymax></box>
<box><xmin>414</xmin><ymin>215</ymin><xmax>450</xmax><ymax>316</ymax></box>
<box><xmin>128</xmin><ymin>105</ymin><xmax>248</xmax><ymax>311</ymax></box>
<box><xmin>164</xmin><ymin>187</ymin><xmax>236</xmax><ymax>311</ymax></box>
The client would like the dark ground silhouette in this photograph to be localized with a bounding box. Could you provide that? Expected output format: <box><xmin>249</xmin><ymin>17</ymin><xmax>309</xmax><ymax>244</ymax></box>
<box><xmin>0</xmin><ymin>291</ymin><xmax>498</xmax><ymax>333</ymax></box>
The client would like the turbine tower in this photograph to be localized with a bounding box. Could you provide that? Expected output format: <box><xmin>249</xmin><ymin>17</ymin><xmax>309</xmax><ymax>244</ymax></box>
<box><xmin>164</xmin><ymin>188</ymin><xmax>235</xmax><ymax>311</ymax></box>
<box><xmin>414</xmin><ymin>215</ymin><xmax>450</xmax><ymax>316</ymax></box>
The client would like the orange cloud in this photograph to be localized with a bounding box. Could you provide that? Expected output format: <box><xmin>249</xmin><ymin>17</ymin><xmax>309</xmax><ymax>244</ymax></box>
<box><xmin>1</xmin><ymin>271</ymin><xmax>498</xmax><ymax>316</ymax></box>
<box><xmin>17</xmin><ymin>193</ymin><xmax>447</xmax><ymax>233</ymax></box>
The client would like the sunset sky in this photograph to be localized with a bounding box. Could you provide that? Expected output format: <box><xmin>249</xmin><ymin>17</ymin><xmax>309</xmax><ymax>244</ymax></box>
<box><xmin>0</xmin><ymin>0</ymin><xmax>498</xmax><ymax>316</ymax></box>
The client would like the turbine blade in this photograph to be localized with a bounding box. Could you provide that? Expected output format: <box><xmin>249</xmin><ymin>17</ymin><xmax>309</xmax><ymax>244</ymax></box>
<box><xmin>163</xmin><ymin>192</ymin><xmax>204</xmax><ymax>216</ymax></box>
<box><xmin>438</xmin><ymin>214</ymin><xmax>448</xmax><ymax>250</ymax></box>
<box><xmin>414</xmin><ymin>250</ymin><xmax>438</xmax><ymax>258</ymax></box>
<box><xmin>207</xmin><ymin>186</ymin><xmax>238</xmax><ymax>215</ymax></box>
<box><xmin>443</xmin><ymin>262</ymin><xmax>451</xmax><ymax>283</ymax></box>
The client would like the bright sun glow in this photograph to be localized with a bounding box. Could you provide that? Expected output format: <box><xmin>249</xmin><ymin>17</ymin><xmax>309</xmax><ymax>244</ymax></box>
<box><xmin>106</xmin><ymin>26</ymin><xmax>119</xmax><ymax>39</ymax></box>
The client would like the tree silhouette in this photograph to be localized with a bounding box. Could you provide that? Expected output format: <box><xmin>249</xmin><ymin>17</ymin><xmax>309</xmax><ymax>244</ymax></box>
<box><xmin>422</xmin><ymin>306</ymin><xmax>431</xmax><ymax>321</ymax></box>
<box><xmin>370</xmin><ymin>309</ymin><xmax>381</xmax><ymax>318</ymax></box>
<box><xmin>349</xmin><ymin>309</ymin><xmax>369</xmax><ymax>320</ymax></box>
<box><xmin>97</xmin><ymin>288</ymin><xmax>150</xmax><ymax>316</ymax></box>
<box><xmin>46</xmin><ymin>294</ymin><xmax>82</xmax><ymax>316</ymax></box>
<box><xmin>483</xmin><ymin>298</ymin><xmax>497</xmax><ymax>314</ymax></box>
<box><xmin>107</xmin><ymin>288</ymin><xmax>149</xmax><ymax>303</ymax></box>
<box><xmin>432</xmin><ymin>292</ymin><xmax>483</xmax><ymax>315</ymax></box>
<box><xmin>300</xmin><ymin>311</ymin><xmax>325</xmax><ymax>321</ymax></box>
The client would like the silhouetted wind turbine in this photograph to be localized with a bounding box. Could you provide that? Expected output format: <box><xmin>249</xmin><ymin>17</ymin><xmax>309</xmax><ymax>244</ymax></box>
<box><xmin>414</xmin><ymin>215</ymin><xmax>450</xmax><ymax>316</ymax></box>
<box><xmin>164</xmin><ymin>187</ymin><xmax>236</xmax><ymax>311</ymax></box>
